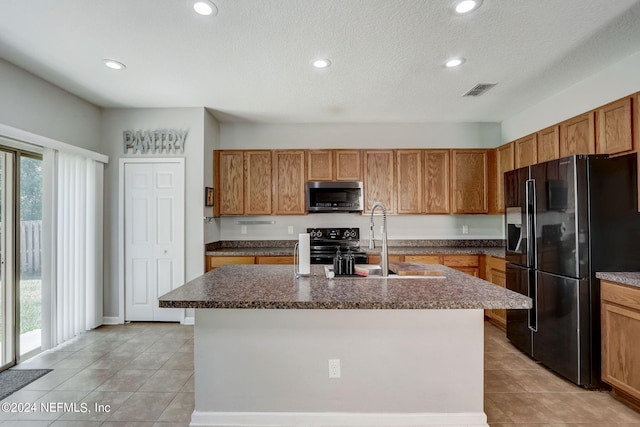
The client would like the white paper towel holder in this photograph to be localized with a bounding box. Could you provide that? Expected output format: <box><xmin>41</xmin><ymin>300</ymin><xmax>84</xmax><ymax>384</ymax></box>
<box><xmin>293</xmin><ymin>242</ymin><xmax>311</xmax><ymax>278</ymax></box>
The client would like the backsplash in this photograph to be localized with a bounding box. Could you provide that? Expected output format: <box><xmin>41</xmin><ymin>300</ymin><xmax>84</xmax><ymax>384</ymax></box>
<box><xmin>215</xmin><ymin>214</ymin><xmax>504</xmax><ymax>241</ymax></box>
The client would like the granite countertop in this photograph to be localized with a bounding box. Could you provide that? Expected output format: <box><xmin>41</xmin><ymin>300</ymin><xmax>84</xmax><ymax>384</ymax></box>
<box><xmin>596</xmin><ymin>272</ymin><xmax>640</xmax><ymax>288</ymax></box>
<box><xmin>159</xmin><ymin>264</ymin><xmax>531</xmax><ymax>310</ymax></box>
<box><xmin>205</xmin><ymin>244</ymin><xmax>505</xmax><ymax>258</ymax></box>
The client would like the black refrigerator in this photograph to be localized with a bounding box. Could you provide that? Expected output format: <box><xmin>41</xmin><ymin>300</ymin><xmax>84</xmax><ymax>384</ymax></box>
<box><xmin>505</xmin><ymin>153</ymin><xmax>640</xmax><ymax>388</ymax></box>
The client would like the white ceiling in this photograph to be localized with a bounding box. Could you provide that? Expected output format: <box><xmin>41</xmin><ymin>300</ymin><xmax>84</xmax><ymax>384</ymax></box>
<box><xmin>1</xmin><ymin>0</ymin><xmax>640</xmax><ymax>123</ymax></box>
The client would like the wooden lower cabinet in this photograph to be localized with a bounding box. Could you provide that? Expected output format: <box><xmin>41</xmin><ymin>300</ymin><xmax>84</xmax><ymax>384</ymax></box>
<box><xmin>404</xmin><ymin>255</ymin><xmax>441</xmax><ymax>264</ymax></box>
<box><xmin>601</xmin><ymin>280</ymin><xmax>640</xmax><ymax>409</ymax></box>
<box><xmin>256</xmin><ymin>256</ymin><xmax>295</xmax><ymax>264</ymax></box>
<box><xmin>370</xmin><ymin>253</ymin><xmax>481</xmax><ymax>277</ymax></box>
<box><xmin>367</xmin><ymin>254</ymin><xmax>403</xmax><ymax>265</ymax></box>
<box><xmin>484</xmin><ymin>256</ymin><xmax>507</xmax><ymax>328</ymax></box>
<box><xmin>205</xmin><ymin>256</ymin><xmax>255</xmax><ymax>272</ymax></box>
<box><xmin>442</xmin><ymin>254</ymin><xmax>480</xmax><ymax>277</ymax></box>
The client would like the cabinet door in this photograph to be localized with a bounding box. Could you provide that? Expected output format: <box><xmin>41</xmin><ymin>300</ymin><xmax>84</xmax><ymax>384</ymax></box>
<box><xmin>537</xmin><ymin>125</ymin><xmax>560</xmax><ymax>163</ymax></box>
<box><xmin>335</xmin><ymin>150</ymin><xmax>362</xmax><ymax>181</ymax></box>
<box><xmin>307</xmin><ymin>150</ymin><xmax>333</xmax><ymax>181</ymax></box>
<box><xmin>485</xmin><ymin>256</ymin><xmax>507</xmax><ymax>328</ymax></box>
<box><xmin>245</xmin><ymin>151</ymin><xmax>272</xmax><ymax>215</ymax></box>
<box><xmin>363</xmin><ymin>150</ymin><xmax>395</xmax><ymax>213</ymax></box>
<box><xmin>396</xmin><ymin>150</ymin><xmax>422</xmax><ymax>214</ymax></box>
<box><xmin>423</xmin><ymin>150</ymin><xmax>450</xmax><ymax>214</ymax></box>
<box><xmin>273</xmin><ymin>150</ymin><xmax>306</xmax><ymax>215</ymax></box>
<box><xmin>217</xmin><ymin>151</ymin><xmax>244</xmax><ymax>215</ymax></box>
<box><xmin>559</xmin><ymin>112</ymin><xmax>595</xmax><ymax>157</ymax></box>
<box><xmin>451</xmin><ymin>150</ymin><xmax>488</xmax><ymax>214</ymax></box>
<box><xmin>515</xmin><ymin>133</ymin><xmax>538</xmax><ymax>168</ymax></box>
<box><xmin>597</xmin><ymin>96</ymin><xmax>634</xmax><ymax>155</ymax></box>
<box><xmin>490</xmin><ymin>143</ymin><xmax>514</xmax><ymax>214</ymax></box>
<box><xmin>601</xmin><ymin>280</ymin><xmax>640</xmax><ymax>401</ymax></box>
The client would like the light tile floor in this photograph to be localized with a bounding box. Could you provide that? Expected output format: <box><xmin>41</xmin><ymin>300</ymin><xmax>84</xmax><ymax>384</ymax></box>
<box><xmin>0</xmin><ymin>322</ymin><xmax>194</xmax><ymax>426</ymax></box>
<box><xmin>1</xmin><ymin>320</ymin><xmax>640</xmax><ymax>426</ymax></box>
<box><xmin>484</xmin><ymin>321</ymin><xmax>640</xmax><ymax>427</ymax></box>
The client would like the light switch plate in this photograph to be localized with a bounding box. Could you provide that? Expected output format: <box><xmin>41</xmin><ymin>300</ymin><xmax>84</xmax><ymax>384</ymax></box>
<box><xmin>241</xmin><ymin>225</ymin><xmax>247</xmax><ymax>234</ymax></box>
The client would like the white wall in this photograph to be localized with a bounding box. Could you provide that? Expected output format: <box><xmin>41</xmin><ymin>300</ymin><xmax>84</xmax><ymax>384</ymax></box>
<box><xmin>220</xmin><ymin>122</ymin><xmax>500</xmax><ymax>150</ymax></box>
<box><xmin>501</xmin><ymin>50</ymin><xmax>640</xmax><ymax>143</ymax></box>
<box><xmin>101</xmin><ymin>107</ymin><xmax>212</xmax><ymax>319</ymax></box>
<box><xmin>217</xmin><ymin>121</ymin><xmax>504</xmax><ymax>240</ymax></box>
<box><xmin>0</xmin><ymin>59</ymin><xmax>103</xmax><ymax>153</ymax></box>
<box><xmin>204</xmin><ymin>110</ymin><xmax>221</xmax><ymax>243</ymax></box>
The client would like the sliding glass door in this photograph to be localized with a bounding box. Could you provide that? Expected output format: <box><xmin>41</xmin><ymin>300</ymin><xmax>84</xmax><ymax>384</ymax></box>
<box><xmin>19</xmin><ymin>155</ymin><xmax>42</xmax><ymax>358</ymax></box>
<box><xmin>0</xmin><ymin>148</ymin><xmax>43</xmax><ymax>370</ymax></box>
<box><xmin>0</xmin><ymin>151</ymin><xmax>16</xmax><ymax>370</ymax></box>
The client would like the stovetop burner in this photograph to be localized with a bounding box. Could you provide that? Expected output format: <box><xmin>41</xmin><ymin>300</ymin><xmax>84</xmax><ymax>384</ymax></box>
<box><xmin>306</xmin><ymin>227</ymin><xmax>368</xmax><ymax>264</ymax></box>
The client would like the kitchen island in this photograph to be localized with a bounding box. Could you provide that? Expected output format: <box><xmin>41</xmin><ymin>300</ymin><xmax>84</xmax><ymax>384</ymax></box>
<box><xmin>160</xmin><ymin>264</ymin><xmax>531</xmax><ymax>427</ymax></box>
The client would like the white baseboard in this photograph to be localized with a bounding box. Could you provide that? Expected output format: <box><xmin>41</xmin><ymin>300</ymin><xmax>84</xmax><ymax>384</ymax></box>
<box><xmin>189</xmin><ymin>411</ymin><xmax>489</xmax><ymax>427</ymax></box>
<box><xmin>182</xmin><ymin>316</ymin><xmax>195</xmax><ymax>325</ymax></box>
<box><xmin>102</xmin><ymin>316</ymin><xmax>123</xmax><ymax>325</ymax></box>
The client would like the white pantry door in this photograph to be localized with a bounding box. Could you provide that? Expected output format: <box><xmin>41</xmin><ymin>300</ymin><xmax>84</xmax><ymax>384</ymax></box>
<box><xmin>124</xmin><ymin>161</ymin><xmax>184</xmax><ymax>322</ymax></box>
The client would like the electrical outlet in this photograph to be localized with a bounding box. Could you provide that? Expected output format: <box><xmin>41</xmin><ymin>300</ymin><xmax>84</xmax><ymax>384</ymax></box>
<box><xmin>328</xmin><ymin>359</ymin><xmax>341</xmax><ymax>378</ymax></box>
<box><xmin>462</xmin><ymin>225</ymin><xmax>469</xmax><ymax>234</ymax></box>
<box><xmin>241</xmin><ymin>225</ymin><xmax>247</xmax><ymax>234</ymax></box>
<box><xmin>288</xmin><ymin>225</ymin><xmax>294</xmax><ymax>234</ymax></box>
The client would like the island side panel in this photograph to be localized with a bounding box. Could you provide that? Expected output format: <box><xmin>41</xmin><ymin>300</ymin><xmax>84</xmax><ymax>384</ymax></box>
<box><xmin>193</xmin><ymin>308</ymin><xmax>486</xmax><ymax>425</ymax></box>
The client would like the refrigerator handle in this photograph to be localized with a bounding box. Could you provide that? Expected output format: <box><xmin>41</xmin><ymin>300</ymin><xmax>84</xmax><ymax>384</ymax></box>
<box><xmin>528</xmin><ymin>272</ymin><xmax>538</xmax><ymax>332</ymax></box>
<box><xmin>525</xmin><ymin>179</ymin><xmax>535</xmax><ymax>268</ymax></box>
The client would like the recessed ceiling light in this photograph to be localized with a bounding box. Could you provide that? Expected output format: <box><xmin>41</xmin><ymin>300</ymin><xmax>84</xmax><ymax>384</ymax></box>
<box><xmin>103</xmin><ymin>59</ymin><xmax>126</xmax><ymax>70</ymax></box>
<box><xmin>455</xmin><ymin>0</ymin><xmax>482</xmax><ymax>14</ymax></box>
<box><xmin>445</xmin><ymin>57</ymin><xmax>465</xmax><ymax>68</ymax></box>
<box><xmin>193</xmin><ymin>0</ymin><xmax>217</xmax><ymax>16</ymax></box>
<box><xmin>312</xmin><ymin>58</ymin><xmax>331</xmax><ymax>69</ymax></box>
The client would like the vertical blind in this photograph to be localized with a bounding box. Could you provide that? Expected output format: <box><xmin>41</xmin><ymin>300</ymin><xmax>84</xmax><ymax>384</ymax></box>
<box><xmin>42</xmin><ymin>149</ymin><xmax>104</xmax><ymax>349</ymax></box>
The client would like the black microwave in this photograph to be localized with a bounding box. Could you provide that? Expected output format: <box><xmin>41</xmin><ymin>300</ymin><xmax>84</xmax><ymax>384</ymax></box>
<box><xmin>305</xmin><ymin>181</ymin><xmax>363</xmax><ymax>213</ymax></box>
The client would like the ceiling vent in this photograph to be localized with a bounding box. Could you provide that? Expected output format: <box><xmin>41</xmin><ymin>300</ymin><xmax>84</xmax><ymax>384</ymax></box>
<box><xmin>463</xmin><ymin>83</ymin><xmax>497</xmax><ymax>97</ymax></box>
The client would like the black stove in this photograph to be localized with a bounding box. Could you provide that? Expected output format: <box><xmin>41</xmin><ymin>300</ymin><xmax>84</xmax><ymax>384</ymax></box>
<box><xmin>307</xmin><ymin>227</ymin><xmax>368</xmax><ymax>265</ymax></box>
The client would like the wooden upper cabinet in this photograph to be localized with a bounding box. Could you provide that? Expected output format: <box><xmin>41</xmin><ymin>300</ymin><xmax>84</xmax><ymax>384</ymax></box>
<box><xmin>596</xmin><ymin>96</ymin><xmax>634</xmax><ymax>156</ymax></box>
<box><xmin>244</xmin><ymin>151</ymin><xmax>272</xmax><ymax>215</ymax></box>
<box><xmin>537</xmin><ymin>125</ymin><xmax>560</xmax><ymax>163</ymax></box>
<box><xmin>489</xmin><ymin>143</ymin><xmax>514</xmax><ymax>214</ymax></box>
<box><xmin>307</xmin><ymin>150</ymin><xmax>362</xmax><ymax>181</ymax></box>
<box><xmin>335</xmin><ymin>150</ymin><xmax>362</xmax><ymax>181</ymax></box>
<box><xmin>514</xmin><ymin>133</ymin><xmax>538</xmax><ymax>168</ymax></box>
<box><xmin>423</xmin><ymin>149</ymin><xmax>450</xmax><ymax>214</ymax></box>
<box><xmin>559</xmin><ymin>112</ymin><xmax>596</xmax><ymax>157</ymax></box>
<box><xmin>363</xmin><ymin>150</ymin><xmax>395</xmax><ymax>213</ymax></box>
<box><xmin>307</xmin><ymin>150</ymin><xmax>333</xmax><ymax>181</ymax></box>
<box><xmin>217</xmin><ymin>150</ymin><xmax>244</xmax><ymax>215</ymax></box>
<box><xmin>396</xmin><ymin>150</ymin><xmax>422</xmax><ymax>214</ymax></box>
<box><xmin>272</xmin><ymin>150</ymin><xmax>306</xmax><ymax>215</ymax></box>
<box><xmin>451</xmin><ymin>149</ymin><xmax>488</xmax><ymax>214</ymax></box>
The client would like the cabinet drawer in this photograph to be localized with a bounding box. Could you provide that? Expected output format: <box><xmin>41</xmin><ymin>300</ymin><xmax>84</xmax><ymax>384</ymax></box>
<box><xmin>207</xmin><ymin>256</ymin><xmax>255</xmax><ymax>271</ymax></box>
<box><xmin>404</xmin><ymin>255</ymin><xmax>441</xmax><ymax>264</ymax></box>
<box><xmin>602</xmin><ymin>280</ymin><xmax>640</xmax><ymax>311</ymax></box>
<box><xmin>442</xmin><ymin>254</ymin><xmax>479</xmax><ymax>267</ymax></box>
<box><xmin>256</xmin><ymin>256</ymin><xmax>295</xmax><ymax>264</ymax></box>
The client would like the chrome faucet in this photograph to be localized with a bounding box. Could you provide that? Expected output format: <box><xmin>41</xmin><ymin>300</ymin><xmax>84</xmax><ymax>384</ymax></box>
<box><xmin>369</xmin><ymin>202</ymin><xmax>388</xmax><ymax>277</ymax></box>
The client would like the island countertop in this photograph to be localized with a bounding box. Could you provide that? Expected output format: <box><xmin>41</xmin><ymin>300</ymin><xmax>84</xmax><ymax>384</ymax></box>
<box><xmin>159</xmin><ymin>264</ymin><xmax>531</xmax><ymax>310</ymax></box>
